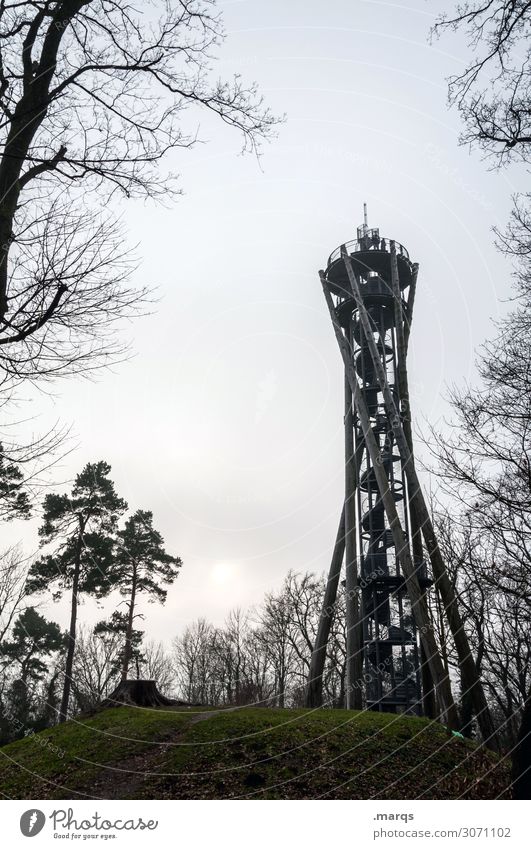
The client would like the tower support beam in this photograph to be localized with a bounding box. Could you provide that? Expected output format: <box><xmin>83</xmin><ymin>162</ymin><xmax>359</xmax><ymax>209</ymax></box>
<box><xmin>404</xmin><ymin>262</ymin><xmax>419</xmax><ymax>353</ymax></box>
<box><xmin>305</xmin><ymin>506</ymin><xmax>345</xmax><ymax>708</ymax></box>
<box><xmin>390</xmin><ymin>245</ymin><xmax>435</xmax><ymax>717</ymax></box>
<box><xmin>344</xmin><ymin>361</ymin><xmax>363</xmax><ymax>709</ymax></box>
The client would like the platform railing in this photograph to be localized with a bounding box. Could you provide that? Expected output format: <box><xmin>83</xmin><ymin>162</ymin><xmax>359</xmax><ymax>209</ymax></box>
<box><xmin>327</xmin><ymin>237</ymin><xmax>410</xmax><ymax>268</ymax></box>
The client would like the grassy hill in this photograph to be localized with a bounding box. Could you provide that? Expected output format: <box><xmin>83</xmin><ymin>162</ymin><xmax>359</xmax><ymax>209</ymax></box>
<box><xmin>0</xmin><ymin>706</ymin><xmax>511</xmax><ymax>800</ymax></box>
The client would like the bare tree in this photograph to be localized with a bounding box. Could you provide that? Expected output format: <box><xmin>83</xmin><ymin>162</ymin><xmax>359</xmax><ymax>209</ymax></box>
<box><xmin>172</xmin><ymin>618</ymin><xmax>222</xmax><ymax>704</ymax></box>
<box><xmin>482</xmin><ymin>594</ymin><xmax>531</xmax><ymax>745</ymax></box>
<box><xmin>282</xmin><ymin>571</ymin><xmax>325</xmax><ymax>691</ymax></box>
<box><xmin>322</xmin><ymin>587</ymin><xmax>347</xmax><ymax>708</ymax></box>
<box><xmin>429</xmin><ymin>188</ymin><xmax>531</xmax><ymax>609</ymax></box>
<box><xmin>1</xmin><ymin>203</ymin><xmax>143</xmax><ymax>379</ymax></box>
<box><xmin>431</xmin><ymin>6</ymin><xmax>531</xmax><ymax>753</ymax></box>
<box><xmin>433</xmin><ymin>2</ymin><xmax>531</xmax><ymax>165</ymax></box>
<box><xmin>211</xmin><ymin>608</ymin><xmax>254</xmax><ymax>706</ymax></box>
<box><xmin>170</xmin><ymin>575</ymin><xmax>346</xmax><ymax>711</ymax></box>
<box><xmin>0</xmin><ymin>545</ymin><xmax>30</xmax><ymax>641</ymax></box>
<box><xmin>138</xmin><ymin>640</ymin><xmax>174</xmax><ymax>693</ymax></box>
<box><xmin>430</xmin><ymin>258</ymin><xmax>531</xmax><ymax>609</ymax></box>
<box><xmin>257</xmin><ymin>590</ymin><xmax>298</xmax><ymax>707</ymax></box>
<box><xmin>0</xmin><ymin>0</ymin><xmax>278</xmax><ymax>380</ymax></box>
<box><xmin>70</xmin><ymin>625</ymin><xmax>121</xmax><ymax>711</ymax></box>
<box><xmin>262</xmin><ymin>571</ymin><xmax>348</xmax><ymax>707</ymax></box>
<box><xmin>238</xmin><ymin>625</ymin><xmax>275</xmax><ymax>706</ymax></box>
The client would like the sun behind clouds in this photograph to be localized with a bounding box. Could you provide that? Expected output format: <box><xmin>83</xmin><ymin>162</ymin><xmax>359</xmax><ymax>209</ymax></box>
<box><xmin>210</xmin><ymin>561</ymin><xmax>237</xmax><ymax>585</ymax></box>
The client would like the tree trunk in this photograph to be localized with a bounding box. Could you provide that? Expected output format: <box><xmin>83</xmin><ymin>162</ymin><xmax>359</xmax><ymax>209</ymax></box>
<box><xmin>121</xmin><ymin>569</ymin><xmax>137</xmax><ymax>681</ymax></box>
<box><xmin>512</xmin><ymin>687</ymin><xmax>531</xmax><ymax>800</ymax></box>
<box><xmin>0</xmin><ymin>1</ymin><xmax>83</xmax><ymax>319</ymax></box>
<box><xmin>460</xmin><ymin>663</ymin><xmax>475</xmax><ymax>738</ymax></box>
<box><xmin>278</xmin><ymin>662</ymin><xmax>286</xmax><ymax>708</ymax></box>
<box><xmin>100</xmin><ymin>679</ymin><xmax>192</xmax><ymax>709</ymax></box>
<box><xmin>59</xmin><ymin>544</ymin><xmax>81</xmax><ymax>723</ymax></box>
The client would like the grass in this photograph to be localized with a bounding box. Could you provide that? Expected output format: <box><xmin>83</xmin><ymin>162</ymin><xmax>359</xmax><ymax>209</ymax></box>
<box><xmin>0</xmin><ymin>706</ymin><xmax>192</xmax><ymax>799</ymax></box>
<box><xmin>0</xmin><ymin>706</ymin><xmax>511</xmax><ymax>800</ymax></box>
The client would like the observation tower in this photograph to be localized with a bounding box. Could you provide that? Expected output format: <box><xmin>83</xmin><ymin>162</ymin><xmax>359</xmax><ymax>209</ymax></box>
<box><xmin>307</xmin><ymin>206</ymin><xmax>432</xmax><ymax>714</ymax></box>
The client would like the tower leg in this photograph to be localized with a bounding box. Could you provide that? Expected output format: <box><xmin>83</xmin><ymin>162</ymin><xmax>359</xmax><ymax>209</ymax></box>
<box><xmin>344</xmin><ymin>358</ymin><xmax>363</xmax><ymax>709</ymax></box>
<box><xmin>413</xmin><ymin>507</ymin><xmax>436</xmax><ymax>719</ymax></box>
<box><xmin>389</xmin><ymin>244</ymin><xmax>437</xmax><ymax>719</ymax></box>
<box><xmin>305</xmin><ymin>506</ymin><xmax>345</xmax><ymax>708</ymax></box>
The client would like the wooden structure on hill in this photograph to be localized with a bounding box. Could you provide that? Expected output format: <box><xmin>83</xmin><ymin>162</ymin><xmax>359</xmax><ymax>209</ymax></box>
<box><xmin>305</xmin><ymin>207</ymin><xmax>498</xmax><ymax>752</ymax></box>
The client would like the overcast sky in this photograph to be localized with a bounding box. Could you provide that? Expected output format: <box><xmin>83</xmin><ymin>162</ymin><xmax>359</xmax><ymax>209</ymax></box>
<box><xmin>9</xmin><ymin>0</ymin><xmax>522</xmax><ymax>643</ymax></box>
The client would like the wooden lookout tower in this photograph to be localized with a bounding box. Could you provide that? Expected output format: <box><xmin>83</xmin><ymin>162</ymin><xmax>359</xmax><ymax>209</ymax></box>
<box><xmin>306</xmin><ymin>207</ymin><xmax>434</xmax><ymax>716</ymax></box>
<box><xmin>305</xmin><ymin>208</ymin><xmax>500</xmax><ymax>750</ymax></box>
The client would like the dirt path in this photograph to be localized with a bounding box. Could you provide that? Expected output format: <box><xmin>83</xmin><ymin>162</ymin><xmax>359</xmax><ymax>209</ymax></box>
<box><xmin>90</xmin><ymin>709</ymin><xmax>225</xmax><ymax>799</ymax></box>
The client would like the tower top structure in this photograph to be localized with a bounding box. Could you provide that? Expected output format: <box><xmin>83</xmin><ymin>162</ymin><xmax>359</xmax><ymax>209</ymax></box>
<box><xmin>324</xmin><ymin>211</ymin><xmax>413</xmax><ymax>306</ymax></box>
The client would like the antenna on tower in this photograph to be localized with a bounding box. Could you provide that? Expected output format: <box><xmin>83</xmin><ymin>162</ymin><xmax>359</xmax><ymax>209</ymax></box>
<box><xmin>358</xmin><ymin>202</ymin><xmax>370</xmax><ymax>243</ymax></box>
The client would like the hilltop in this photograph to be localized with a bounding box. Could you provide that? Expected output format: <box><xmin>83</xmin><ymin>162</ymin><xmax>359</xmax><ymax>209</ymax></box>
<box><xmin>0</xmin><ymin>706</ymin><xmax>511</xmax><ymax>800</ymax></box>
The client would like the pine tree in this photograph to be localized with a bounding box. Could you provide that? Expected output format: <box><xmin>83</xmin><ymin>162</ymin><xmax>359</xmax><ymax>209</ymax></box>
<box><xmin>0</xmin><ymin>607</ymin><xmax>64</xmax><ymax>738</ymax></box>
<box><xmin>0</xmin><ymin>607</ymin><xmax>63</xmax><ymax>684</ymax></box>
<box><xmin>111</xmin><ymin>510</ymin><xmax>181</xmax><ymax>680</ymax></box>
<box><xmin>0</xmin><ymin>443</ymin><xmax>31</xmax><ymax>519</ymax></box>
<box><xmin>26</xmin><ymin>461</ymin><xmax>126</xmax><ymax>721</ymax></box>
